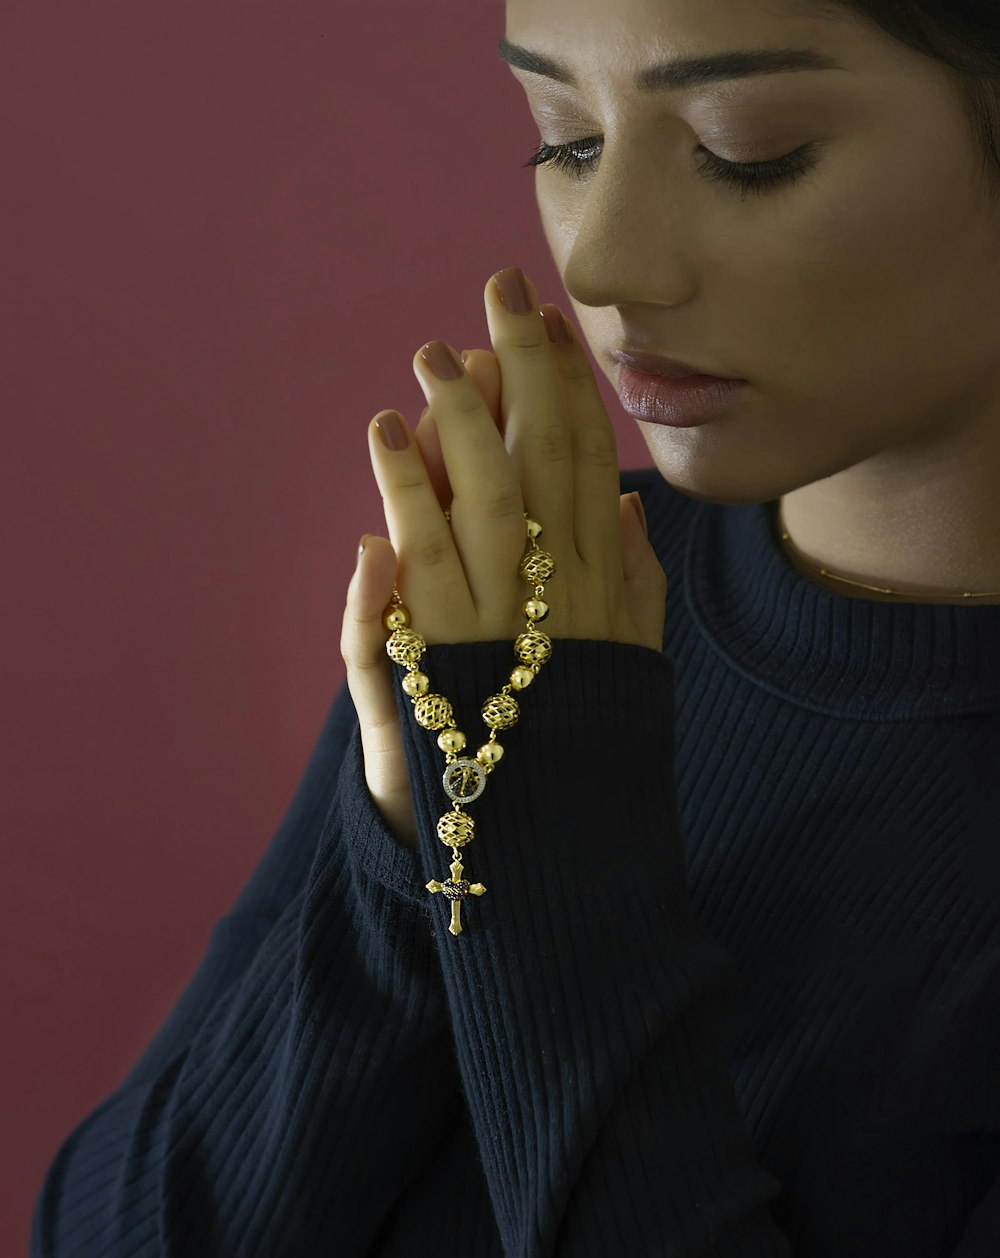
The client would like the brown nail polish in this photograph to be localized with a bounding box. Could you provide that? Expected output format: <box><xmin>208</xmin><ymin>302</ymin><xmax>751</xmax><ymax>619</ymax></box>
<box><xmin>420</xmin><ymin>340</ymin><xmax>464</xmax><ymax>381</ymax></box>
<box><xmin>542</xmin><ymin>307</ymin><xmax>573</xmax><ymax>345</ymax></box>
<box><xmin>376</xmin><ymin>411</ymin><xmax>409</xmax><ymax>451</ymax></box>
<box><xmin>494</xmin><ymin>267</ymin><xmax>532</xmax><ymax>315</ymax></box>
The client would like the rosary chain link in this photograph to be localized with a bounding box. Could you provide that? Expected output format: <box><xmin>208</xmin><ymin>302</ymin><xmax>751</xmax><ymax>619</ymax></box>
<box><xmin>381</xmin><ymin>511</ymin><xmax>555</xmax><ymax>935</ymax></box>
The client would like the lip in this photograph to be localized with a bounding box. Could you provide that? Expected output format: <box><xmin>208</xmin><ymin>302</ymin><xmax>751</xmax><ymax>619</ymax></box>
<box><xmin>615</xmin><ymin>363</ymin><xmax>749</xmax><ymax>427</ymax></box>
<box><xmin>611</xmin><ymin>348</ymin><xmax>745</xmax><ymax>382</ymax></box>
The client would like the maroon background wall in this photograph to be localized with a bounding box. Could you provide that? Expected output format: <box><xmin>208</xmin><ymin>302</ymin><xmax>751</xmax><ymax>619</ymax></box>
<box><xmin>1</xmin><ymin>3</ymin><xmax>649</xmax><ymax>1247</ymax></box>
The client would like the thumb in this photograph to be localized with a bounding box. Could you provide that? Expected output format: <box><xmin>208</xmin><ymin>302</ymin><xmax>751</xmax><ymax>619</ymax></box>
<box><xmin>341</xmin><ymin>536</ymin><xmax>414</xmax><ymax>813</ymax></box>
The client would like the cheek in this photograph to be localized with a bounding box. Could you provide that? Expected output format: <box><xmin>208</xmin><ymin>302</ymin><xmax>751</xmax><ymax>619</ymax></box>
<box><xmin>768</xmin><ymin>169</ymin><xmax>995</xmax><ymax>419</ymax></box>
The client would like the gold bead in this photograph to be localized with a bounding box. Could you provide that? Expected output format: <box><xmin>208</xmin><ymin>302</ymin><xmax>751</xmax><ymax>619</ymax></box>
<box><xmin>519</xmin><ymin>547</ymin><xmax>556</xmax><ymax>585</ymax></box>
<box><xmin>437</xmin><ymin>727</ymin><xmax>467</xmax><ymax>754</ymax></box>
<box><xmin>402</xmin><ymin>671</ymin><xmax>429</xmax><ymax>697</ymax></box>
<box><xmin>477</xmin><ymin>742</ymin><xmax>504</xmax><ymax>766</ymax></box>
<box><xmin>482</xmin><ymin>691</ymin><xmax>520</xmax><ymax>730</ymax></box>
<box><xmin>525</xmin><ymin>517</ymin><xmax>542</xmax><ymax>540</ymax></box>
<box><xmin>515</xmin><ymin>628</ymin><xmax>552</xmax><ymax>668</ymax></box>
<box><xmin>386</xmin><ymin>627</ymin><xmax>426</xmax><ymax>666</ymax></box>
<box><xmin>413</xmin><ymin>693</ymin><xmax>454</xmax><ymax>730</ymax></box>
<box><xmin>524</xmin><ymin>598</ymin><xmax>549</xmax><ymax>622</ymax></box>
<box><xmin>510</xmin><ymin>666</ymin><xmax>535</xmax><ymax>691</ymax></box>
<box><xmin>383</xmin><ymin>604</ymin><xmax>410</xmax><ymax>631</ymax></box>
<box><xmin>437</xmin><ymin>810</ymin><xmax>475</xmax><ymax>848</ymax></box>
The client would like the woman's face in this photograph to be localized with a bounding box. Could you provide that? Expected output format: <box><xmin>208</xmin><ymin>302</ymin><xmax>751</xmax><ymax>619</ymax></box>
<box><xmin>502</xmin><ymin>0</ymin><xmax>1000</xmax><ymax>509</ymax></box>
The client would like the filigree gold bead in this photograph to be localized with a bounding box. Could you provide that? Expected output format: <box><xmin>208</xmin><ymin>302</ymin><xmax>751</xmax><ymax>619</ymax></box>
<box><xmin>437</xmin><ymin>727</ymin><xmax>467</xmax><ymax>754</ymax></box>
<box><xmin>386</xmin><ymin>627</ymin><xmax>426</xmax><ymax>666</ymax></box>
<box><xmin>413</xmin><ymin>693</ymin><xmax>454</xmax><ymax>730</ymax></box>
<box><xmin>519</xmin><ymin>547</ymin><xmax>556</xmax><ymax>585</ymax></box>
<box><xmin>525</xmin><ymin>517</ymin><xmax>542</xmax><ymax>540</ymax></box>
<box><xmin>524</xmin><ymin>598</ymin><xmax>549</xmax><ymax>622</ymax></box>
<box><xmin>437</xmin><ymin>810</ymin><xmax>475</xmax><ymax>848</ymax></box>
<box><xmin>383</xmin><ymin>604</ymin><xmax>410</xmax><ymax>632</ymax></box>
<box><xmin>402</xmin><ymin>670</ymin><xmax>429</xmax><ymax>697</ymax></box>
<box><xmin>477</xmin><ymin>741</ymin><xmax>504</xmax><ymax>767</ymax></box>
<box><xmin>483</xmin><ymin>691</ymin><xmax>520</xmax><ymax>730</ymax></box>
<box><xmin>510</xmin><ymin>666</ymin><xmax>535</xmax><ymax>691</ymax></box>
<box><xmin>515</xmin><ymin>629</ymin><xmax>552</xmax><ymax>668</ymax></box>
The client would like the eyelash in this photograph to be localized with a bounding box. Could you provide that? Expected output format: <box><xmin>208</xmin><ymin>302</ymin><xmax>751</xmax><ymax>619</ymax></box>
<box><xmin>523</xmin><ymin>135</ymin><xmax>821</xmax><ymax>198</ymax></box>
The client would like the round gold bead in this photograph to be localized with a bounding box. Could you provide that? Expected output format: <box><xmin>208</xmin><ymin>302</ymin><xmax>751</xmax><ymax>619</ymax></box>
<box><xmin>413</xmin><ymin>693</ymin><xmax>454</xmax><ymax>731</ymax></box>
<box><xmin>519</xmin><ymin>548</ymin><xmax>556</xmax><ymax>585</ymax></box>
<box><xmin>386</xmin><ymin>627</ymin><xmax>426</xmax><ymax>666</ymax></box>
<box><xmin>383</xmin><ymin>604</ymin><xmax>410</xmax><ymax>632</ymax></box>
<box><xmin>437</xmin><ymin>809</ymin><xmax>475</xmax><ymax>848</ymax></box>
<box><xmin>524</xmin><ymin>598</ymin><xmax>549</xmax><ymax>623</ymax></box>
<box><xmin>437</xmin><ymin>727</ymin><xmax>467</xmax><ymax>754</ymax></box>
<box><xmin>483</xmin><ymin>691</ymin><xmax>520</xmax><ymax>730</ymax></box>
<box><xmin>477</xmin><ymin>741</ymin><xmax>504</xmax><ymax>766</ymax></box>
<box><xmin>525</xmin><ymin>517</ymin><xmax>542</xmax><ymax>540</ymax></box>
<box><xmin>402</xmin><ymin>670</ymin><xmax>429</xmax><ymax>697</ymax></box>
<box><xmin>515</xmin><ymin>629</ymin><xmax>552</xmax><ymax>668</ymax></box>
<box><xmin>510</xmin><ymin>666</ymin><xmax>535</xmax><ymax>691</ymax></box>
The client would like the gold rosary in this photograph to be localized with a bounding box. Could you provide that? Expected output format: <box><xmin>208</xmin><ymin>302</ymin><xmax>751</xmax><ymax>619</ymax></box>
<box><xmin>382</xmin><ymin>510</ymin><xmax>555</xmax><ymax>936</ymax></box>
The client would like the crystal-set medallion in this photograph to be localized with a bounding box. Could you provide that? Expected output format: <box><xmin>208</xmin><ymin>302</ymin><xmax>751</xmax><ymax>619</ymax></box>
<box><xmin>442</xmin><ymin>757</ymin><xmax>487</xmax><ymax>804</ymax></box>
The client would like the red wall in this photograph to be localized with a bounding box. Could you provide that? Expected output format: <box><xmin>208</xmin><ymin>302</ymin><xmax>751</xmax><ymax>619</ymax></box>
<box><xmin>1</xmin><ymin>3</ymin><xmax>649</xmax><ymax>1248</ymax></box>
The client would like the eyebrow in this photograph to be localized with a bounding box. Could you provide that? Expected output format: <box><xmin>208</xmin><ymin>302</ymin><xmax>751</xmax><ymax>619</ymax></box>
<box><xmin>497</xmin><ymin>37</ymin><xmax>847</xmax><ymax>93</ymax></box>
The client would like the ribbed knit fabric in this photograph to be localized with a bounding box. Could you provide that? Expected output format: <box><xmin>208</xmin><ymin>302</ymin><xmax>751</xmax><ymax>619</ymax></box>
<box><xmin>30</xmin><ymin>469</ymin><xmax>1000</xmax><ymax>1257</ymax></box>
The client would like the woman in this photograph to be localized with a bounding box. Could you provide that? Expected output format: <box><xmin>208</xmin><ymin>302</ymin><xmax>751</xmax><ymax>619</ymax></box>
<box><xmin>32</xmin><ymin>1</ymin><xmax>1000</xmax><ymax>1254</ymax></box>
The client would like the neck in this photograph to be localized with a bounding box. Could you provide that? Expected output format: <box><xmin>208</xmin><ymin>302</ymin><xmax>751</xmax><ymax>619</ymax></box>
<box><xmin>779</xmin><ymin>495</ymin><xmax>1000</xmax><ymax>603</ymax></box>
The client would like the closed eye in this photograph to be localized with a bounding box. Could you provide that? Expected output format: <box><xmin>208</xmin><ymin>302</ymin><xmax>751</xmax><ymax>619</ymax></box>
<box><xmin>523</xmin><ymin>135</ymin><xmax>823</xmax><ymax>200</ymax></box>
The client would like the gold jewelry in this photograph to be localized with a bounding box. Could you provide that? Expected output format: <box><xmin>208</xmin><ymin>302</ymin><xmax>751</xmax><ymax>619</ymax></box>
<box><xmin>382</xmin><ymin>509</ymin><xmax>555</xmax><ymax>936</ymax></box>
<box><xmin>776</xmin><ymin>500</ymin><xmax>1000</xmax><ymax>601</ymax></box>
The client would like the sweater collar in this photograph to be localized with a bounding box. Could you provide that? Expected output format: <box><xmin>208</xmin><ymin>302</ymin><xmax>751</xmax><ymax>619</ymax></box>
<box><xmin>681</xmin><ymin>494</ymin><xmax>1000</xmax><ymax>718</ymax></box>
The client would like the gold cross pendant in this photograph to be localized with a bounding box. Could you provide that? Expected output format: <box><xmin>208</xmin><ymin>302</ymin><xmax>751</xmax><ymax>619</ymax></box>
<box><xmin>426</xmin><ymin>854</ymin><xmax>486</xmax><ymax>936</ymax></box>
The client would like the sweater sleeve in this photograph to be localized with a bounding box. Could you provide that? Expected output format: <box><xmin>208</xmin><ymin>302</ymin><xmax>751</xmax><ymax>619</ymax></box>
<box><xmin>952</xmin><ymin>1170</ymin><xmax>1000</xmax><ymax>1256</ymax></box>
<box><xmin>30</xmin><ymin>679</ymin><xmax>463</xmax><ymax>1258</ymax></box>
<box><xmin>392</xmin><ymin>637</ymin><xmax>795</xmax><ymax>1257</ymax></box>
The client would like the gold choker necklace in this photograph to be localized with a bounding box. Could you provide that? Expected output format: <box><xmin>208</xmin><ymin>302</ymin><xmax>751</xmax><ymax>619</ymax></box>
<box><xmin>775</xmin><ymin>501</ymin><xmax>1000</xmax><ymax>601</ymax></box>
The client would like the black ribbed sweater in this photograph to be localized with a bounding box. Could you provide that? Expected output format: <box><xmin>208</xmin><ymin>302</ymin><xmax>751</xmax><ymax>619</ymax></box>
<box><xmin>30</xmin><ymin>469</ymin><xmax>1000</xmax><ymax>1256</ymax></box>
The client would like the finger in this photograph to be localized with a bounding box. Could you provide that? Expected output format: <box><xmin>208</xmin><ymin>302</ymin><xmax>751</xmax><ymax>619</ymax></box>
<box><xmin>412</xmin><ymin>351</ymin><xmax>503</xmax><ymax>512</ymax></box>
<box><xmin>411</xmin><ymin>340</ymin><xmax>529</xmax><ymax>625</ymax></box>
<box><xmin>537</xmin><ymin>301</ymin><xmax>624</xmax><ymax>573</ymax></box>
<box><xmin>413</xmin><ymin>405</ymin><xmax>452</xmax><ymax>513</ymax></box>
<box><xmin>367</xmin><ymin>408</ymin><xmax>477</xmax><ymax>641</ymax></box>
<box><xmin>461</xmin><ymin>348</ymin><xmax>503</xmax><ymax>433</ymax></box>
<box><xmin>340</xmin><ymin>535</ymin><xmax>403</xmax><ymax>742</ymax></box>
<box><xmin>483</xmin><ymin>268</ymin><xmax>576</xmax><ymax>569</ymax></box>
<box><xmin>620</xmin><ymin>493</ymin><xmax>668</xmax><ymax>651</ymax></box>
<box><xmin>340</xmin><ymin>535</ymin><xmax>419</xmax><ymax>848</ymax></box>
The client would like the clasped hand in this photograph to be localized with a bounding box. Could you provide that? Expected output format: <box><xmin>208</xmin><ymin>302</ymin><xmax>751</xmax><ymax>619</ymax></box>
<box><xmin>341</xmin><ymin>266</ymin><xmax>668</xmax><ymax>849</ymax></box>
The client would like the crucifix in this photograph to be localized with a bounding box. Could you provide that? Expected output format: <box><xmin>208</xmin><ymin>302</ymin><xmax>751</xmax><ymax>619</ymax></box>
<box><xmin>426</xmin><ymin>853</ymin><xmax>486</xmax><ymax>937</ymax></box>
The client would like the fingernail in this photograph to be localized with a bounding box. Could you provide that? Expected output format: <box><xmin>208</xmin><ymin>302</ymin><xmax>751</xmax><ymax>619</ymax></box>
<box><xmin>376</xmin><ymin>411</ymin><xmax>409</xmax><ymax>451</ymax></box>
<box><xmin>358</xmin><ymin>535</ymin><xmax>368</xmax><ymax>561</ymax></box>
<box><xmin>541</xmin><ymin>306</ymin><xmax>572</xmax><ymax>345</ymax></box>
<box><xmin>494</xmin><ymin>266</ymin><xmax>532</xmax><ymax>314</ymax></box>
<box><xmin>420</xmin><ymin>340</ymin><xmax>464</xmax><ymax>381</ymax></box>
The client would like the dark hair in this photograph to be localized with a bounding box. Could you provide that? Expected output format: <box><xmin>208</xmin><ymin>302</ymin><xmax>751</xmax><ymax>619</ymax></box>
<box><xmin>814</xmin><ymin>1</ymin><xmax>1000</xmax><ymax>201</ymax></box>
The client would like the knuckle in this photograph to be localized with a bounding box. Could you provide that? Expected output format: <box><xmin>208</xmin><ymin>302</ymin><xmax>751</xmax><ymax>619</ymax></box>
<box><xmin>365</xmin><ymin>712</ymin><xmax>403</xmax><ymax>739</ymax></box>
<box><xmin>410</xmin><ymin>527</ymin><xmax>454</xmax><ymax>568</ymax></box>
<box><xmin>528</xmin><ymin>419</ymin><xmax>569</xmax><ymax>462</ymax></box>
<box><xmin>577</xmin><ymin>428</ymin><xmax>619</xmax><ymax>468</ymax></box>
<box><xmin>450</xmin><ymin>393</ymin><xmax>485</xmax><ymax>418</ymax></box>
<box><xmin>507</xmin><ymin>333</ymin><xmax>549</xmax><ymax>357</ymax></box>
<box><xmin>340</xmin><ymin>637</ymin><xmax>382</xmax><ymax>669</ymax></box>
<box><xmin>558</xmin><ymin>355</ymin><xmax>593</xmax><ymax>383</ymax></box>
<box><xmin>476</xmin><ymin>478</ymin><xmax>524</xmax><ymax>518</ymax></box>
